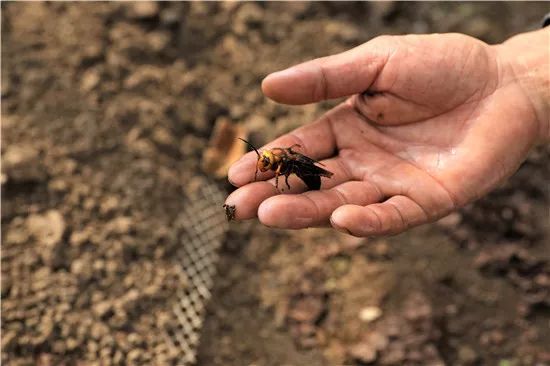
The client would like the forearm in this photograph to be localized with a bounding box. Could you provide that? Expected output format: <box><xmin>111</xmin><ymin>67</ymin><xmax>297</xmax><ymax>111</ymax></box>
<box><xmin>495</xmin><ymin>28</ymin><xmax>550</xmax><ymax>143</ymax></box>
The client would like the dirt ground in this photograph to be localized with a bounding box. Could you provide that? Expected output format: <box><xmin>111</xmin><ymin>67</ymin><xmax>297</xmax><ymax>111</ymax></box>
<box><xmin>2</xmin><ymin>2</ymin><xmax>549</xmax><ymax>365</ymax></box>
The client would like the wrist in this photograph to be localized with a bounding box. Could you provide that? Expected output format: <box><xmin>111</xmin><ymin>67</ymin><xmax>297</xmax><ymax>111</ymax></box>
<box><xmin>495</xmin><ymin>28</ymin><xmax>550</xmax><ymax>143</ymax></box>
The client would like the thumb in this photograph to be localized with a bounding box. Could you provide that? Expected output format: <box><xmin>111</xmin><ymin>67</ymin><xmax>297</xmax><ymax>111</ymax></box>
<box><xmin>262</xmin><ymin>37</ymin><xmax>392</xmax><ymax>105</ymax></box>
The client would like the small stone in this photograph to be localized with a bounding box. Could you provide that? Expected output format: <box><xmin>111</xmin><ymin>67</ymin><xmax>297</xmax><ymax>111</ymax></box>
<box><xmin>127</xmin><ymin>333</ymin><xmax>143</xmax><ymax>345</ymax></box>
<box><xmin>370</xmin><ymin>240</ymin><xmax>391</xmax><ymax>258</ymax></box>
<box><xmin>160</xmin><ymin>5</ymin><xmax>181</xmax><ymax>26</ymax></box>
<box><xmin>127</xmin><ymin>2</ymin><xmax>159</xmax><ymax>19</ymax></box>
<box><xmin>437</xmin><ymin>212</ymin><xmax>462</xmax><ymax>229</ymax></box>
<box><xmin>70</xmin><ymin>228</ymin><xmax>91</xmax><ymax>247</ymax></box>
<box><xmin>287</xmin><ymin>296</ymin><xmax>324</xmax><ymax>323</ymax></box>
<box><xmin>81</xmin><ymin>68</ymin><xmax>101</xmax><ymax>92</ymax></box>
<box><xmin>445</xmin><ymin>304</ymin><xmax>459</xmax><ymax>316</ymax></box>
<box><xmin>232</xmin><ymin>3</ymin><xmax>263</xmax><ymax>35</ymax></box>
<box><xmin>534</xmin><ymin>273</ymin><xmax>550</xmax><ymax>286</ymax></box>
<box><xmin>52</xmin><ymin>340</ymin><xmax>66</xmax><ymax>354</ymax></box>
<box><xmin>147</xmin><ymin>31</ymin><xmax>170</xmax><ymax>52</ymax></box>
<box><xmin>1</xmin><ymin>76</ymin><xmax>11</xmax><ymax>97</ymax></box>
<box><xmin>92</xmin><ymin>301</ymin><xmax>112</xmax><ymax>318</ymax></box>
<box><xmin>151</xmin><ymin>126</ymin><xmax>175</xmax><ymax>147</ymax></box>
<box><xmin>325</xmin><ymin>21</ymin><xmax>360</xmax><ymax>43</ymax></box>
<box><xmin>90</xmin><ymin>323</ymin><xmax>108</xmax><ymax>340</ymax></box>
<box><xmin>380</xmin><ymin>343</ymin><xmax>406</xmax><ymax>364</ymax></box>
<box><xmin>298</xmin><ymin>334</ymin><xmax>318</xmax><ymax>349</ymax></box>
<box><xmin>66</xmin><ymin>337</ymin><xmax>79</xmax><ymax>351</ymax></box>
<box><xmin>71</xmin><ymin>258</ymin><xmax>92</xmax><ymax>280</ymax></box>
<box><xmin>458</xmin><ymin>345</ymin><xmax>479</xmax><ymax>365</ymax></box>
<box><xmin>489</xmin><ymin>330</ymin><xmax>504</xmax><ymax>345</ymax></box>
<box><xmin>99</xmin><ymin>196</ymin><xmax>120</xmax><ymax>215</ymax></box>
<box><xmin>466</xmin><ymin>17</ymin><xmax>492</xmax><ymax>39</ymax></box>
<box><xmin>369</xmin><ymin>1</ymin><xmax>397</xmax><ymax>19</ymax></box>
<box><xmin>107</xmin><ymin>217</ymin><xmax>133</xmax><ymax>235</ymax></box>
<box><xmin>27</xmin><ymin>210</ymin><xmax>65</xmax><ymax>247</ymax></box>
<box><xmin>2</xmin><ymin>330</ymin><xmax>18</xmax><ymax>349</ymax></box>
<box><xmin>80</xmin><ymin>43</ymin><xmax>104</xmax><ymax>66</ymax></box>
<box><xmin>127</xmin><ymin>349</ymin><xmax>143</xmax><ymax>362</ymax></box>
<box><xmin>124</xmin><ymin>65</ymin><xmax>164</xmax><ymax>90</ymax></box>
<box><xmin>365</xmin><ymin>331</ymin><xmax>389</xmax><ymax>351</ymax></box>
<box><xmin>330</xmin><ymin>256</ymin><xmax>350</xmax><ymax>276</ymax></box>
<box><xmin>403</xmin><ymin>292</ymin><xmax>432</xmax><ymax>321</ymax></box>
<box><xmin>37</xmin><ymin>353</ymin><xmax>54</xmax><ymax>366</ymax></box>
<box><xmin>298</xmin><ymin>322</ymin><xmax>316</xmax><ymax>337</ymax></box>
<box><xmin>3</xmin><ymin>144</ymin><xmax>46</xmax><ymax>182</ymax></box>
<box><xmin>113</xmin><ymin>350</ymin><xmax>124</xmax><ymax>364</ymax></box>
<box><xmin>6</xmin><ymin>224</ymin><xmax>30</xmax><ymax>245</ymax></box>
<box><xmin>348</xmin><ymin>342</ymin><xmax>377</xmax><ymax>363</ymax></box>
<box><xmin>48</xmin><ymin>178</ymin><xmax>68</xmax><ymax>192</ymax></box>
<box><xmin>359</xmin><ymin>306</ymin><xmax>382</xmax><ymax>323</ymax></box>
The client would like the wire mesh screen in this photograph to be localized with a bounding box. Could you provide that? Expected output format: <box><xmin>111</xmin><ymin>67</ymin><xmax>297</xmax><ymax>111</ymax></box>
<box><xmin>164</xmin><ymin>182</ymin><xmax>228</xmax><ymax>365</ymax></box>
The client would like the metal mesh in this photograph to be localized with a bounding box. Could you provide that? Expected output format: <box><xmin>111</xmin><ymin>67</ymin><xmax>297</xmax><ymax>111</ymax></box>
<box><xmin>164</xmin><ymin>182</ymin><xmax>228</xmax><ymax>365</ymax></box>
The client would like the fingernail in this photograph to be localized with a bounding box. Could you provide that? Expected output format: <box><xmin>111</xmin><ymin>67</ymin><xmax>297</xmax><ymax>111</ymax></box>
<box><xmin>330</xmin><ymin>216</ymin><xmax>352</xmax><ymax>235</ymax></box>
<box><xmin>266</xmin><ymin>68</ymin><xmax>300</xmax><ymax>82</ymax></box>
<box><xmin>231</xmin><ymin>156</ymin><xmax>245</xmax><ymax>168</ymax></box>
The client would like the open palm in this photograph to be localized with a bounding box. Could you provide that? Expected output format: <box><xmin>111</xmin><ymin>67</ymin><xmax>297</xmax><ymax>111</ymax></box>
<box><xmin>226</xmin><ymin>33</ymin><xmax>542</xmax><ymax>236</ymax></box>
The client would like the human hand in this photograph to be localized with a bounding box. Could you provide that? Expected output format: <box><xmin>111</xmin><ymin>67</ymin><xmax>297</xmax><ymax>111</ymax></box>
<box><xmin>226</xmin><ymin>29</ymin><xmax>549</xmax><ymax>236</ymax></box>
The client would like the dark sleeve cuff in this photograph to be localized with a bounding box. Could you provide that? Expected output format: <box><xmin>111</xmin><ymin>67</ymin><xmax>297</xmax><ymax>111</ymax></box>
<box><xmin>543</xmin><ymin>13</ymin><xmax>550</xmax><ymax>28</ymax></box>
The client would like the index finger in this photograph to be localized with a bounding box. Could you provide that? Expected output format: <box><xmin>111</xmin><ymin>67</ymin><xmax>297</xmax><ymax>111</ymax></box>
<box><xmin>261</xmin><ymin>39</ymin><xmax>389</xmax><ymax>105</ymax></box>
<box><xmin>228</xmin><ymin>103</ymin><xmax>350</xmax><ymax>187</ymax></box>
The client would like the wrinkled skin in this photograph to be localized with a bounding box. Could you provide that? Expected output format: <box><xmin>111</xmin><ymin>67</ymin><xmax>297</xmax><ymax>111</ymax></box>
<box><xmin>226</xmin><ymin>30</ymin><xmax>549</xmax><ymax>237</ymax></box>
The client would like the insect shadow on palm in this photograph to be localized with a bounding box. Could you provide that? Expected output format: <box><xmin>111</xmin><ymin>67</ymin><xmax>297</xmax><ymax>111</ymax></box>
<box><xmin>239</xmin><ymin>138</ymin><xmax>333</xmax><ymax>191</ymax></box>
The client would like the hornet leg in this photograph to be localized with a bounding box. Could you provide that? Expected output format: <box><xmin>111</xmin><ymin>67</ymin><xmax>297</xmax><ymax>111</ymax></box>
<box><xmin>285</xmin><ymin>173</ymin><xmax>291</xmax><ymax>190</ymax></box>
<box><xmin>274</xmin><ymin>164</ymin><xmax>282</xmax><ymax>189</ymax></box>
<box><xmin>287</xmin><ymin>144</ymin><xmax>302</xmax><ymax>153</ymax></box>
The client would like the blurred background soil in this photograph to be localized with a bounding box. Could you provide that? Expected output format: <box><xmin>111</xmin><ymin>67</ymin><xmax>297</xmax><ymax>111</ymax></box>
<box><xmin>2</xmin><ymin>2</ymin><xmax>549</xmax><ymax>365</ymax></box>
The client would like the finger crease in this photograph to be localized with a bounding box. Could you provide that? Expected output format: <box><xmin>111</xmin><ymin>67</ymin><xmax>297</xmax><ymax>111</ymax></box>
<box><xmin>406</xmin><ymin>197</ymin><xmax>431</xmax><ymax>223</ymax></box>
<box><xmin>335</xmin><ymin>156</ymin><xmax>352</xmax><ymax>181</ymax></box>
<box><xmin>332</xmin><ymin>187</ymin><xmax>348</xmax><ymax>206</ymax></box>
<box><xmin>359</xmin><ymin>135</ymin><xmax>458</xmax><ymax>211</ymax></box>
<box><xmin>317</xmin><ymin>62</ymin><xmax>330</xmax><ymax>101</ymax></box>
<box><xmin>302</xmin><ymin>193</ymin><xmax>321</xmax><ymax>222</ymax></box>
<box><xmin>363</xmin><ymin>178</ymin><xmax>384</xmax><ymax>203</ymax></box>
<box><xmin>325</xmin><ymin>112</ymin><xmax>340</xmax><ymax>155</ymax></box>
<box><xmin>387</xmin><ymin>200</ymin><xmax>407</xmax><ymax>231</ymax></box>
<box><xmin>366</xmin><ymin>206</ymin><xmax>383</xmax><ymax>233</ymax></box>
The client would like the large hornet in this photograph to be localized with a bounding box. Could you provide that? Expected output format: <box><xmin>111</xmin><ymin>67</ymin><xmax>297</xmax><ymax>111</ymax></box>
<box><xmin>239</xmin><ymin>138</ymin><xmax>333</xmax><ymax>191</ymax></box>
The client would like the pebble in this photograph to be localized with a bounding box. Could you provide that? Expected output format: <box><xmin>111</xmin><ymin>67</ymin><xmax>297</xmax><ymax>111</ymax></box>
<box><xmin>232</xmin><ymin>3</ymin><xmax>263</xmax><ymax>35</ymax></box>
<box><xmin>160</xmin><ymin>5</ymin><xmax>181</xmax><ymax>26</ymax></box>
<box><xmin>106</xmin><ymin>217</ymin><xmax>133</xmax><ymax>235</ymax></box>
<box><xmin>80</xmin><ymin>68</ymin><xmax>101</xmax><ymax>92</ymax></box>
<box><xmin>3</xmin><ymin>144</ymin><xmax>46</xmax><ymax>182</ymax></box>
<box><xmin>27</xmin><ymin>210</ymin><xmax>65</xmax><ymax>247</ymax></box>
<box><xmin>127</xmin><ymin>2</ymin><xmax>159</xmax><ymax>19</ymax></box>
<box><xmin>436</xmin><ymin>212</ymin><xmax>462</xmax><ymax>229</ymax></box>
<box><xmin>348</xmin><ymin>342</ymin><xmax>377</xmax><ymax>363</ymax></box>
<box><xmin>287</xmin><ymin>296</ymin><xmax>324</xmax><ymax>323</ymax></box>
<box><xmin>359</xmin><ymin>306</ymin><xmax>383</xmax><ymax>323</ymax></box>
<box><xmin>458</xmin><ymin>345</ymin><xmax>479</xmax><ymax>365</ymax></box>
<box><xmin>92</xmin><ymin>301</ymin><xmax>112</xmax><ymax>318</ymax></box>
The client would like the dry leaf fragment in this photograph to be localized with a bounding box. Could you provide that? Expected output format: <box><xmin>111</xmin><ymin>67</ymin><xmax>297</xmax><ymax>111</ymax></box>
<box><xmin>201</xmin><ymin>117</ymin><xmax>246</xmax><ymax>178</ymax></box>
